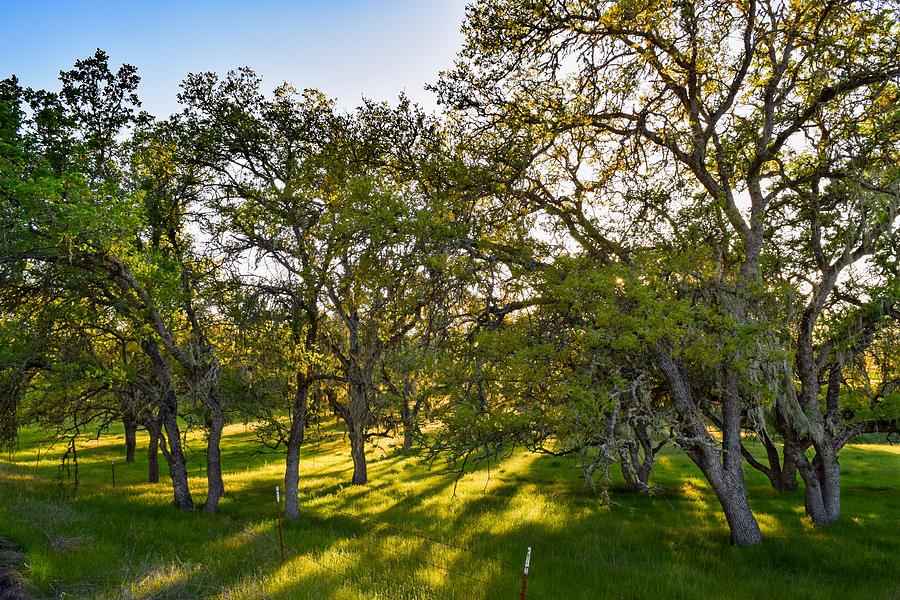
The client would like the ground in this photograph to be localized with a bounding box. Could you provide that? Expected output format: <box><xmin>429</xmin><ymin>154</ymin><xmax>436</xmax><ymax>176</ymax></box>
<box><xmin>0</xmin><ymin>423</ymin><xmax>897</xmax><ymax>599</ymax></box>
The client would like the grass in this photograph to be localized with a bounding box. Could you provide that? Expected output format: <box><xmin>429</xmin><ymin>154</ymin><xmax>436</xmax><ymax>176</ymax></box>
<box><xmin>0</xmin><ymin>423</ymin><xmax>898</xmax><ymax>599</ymax></box>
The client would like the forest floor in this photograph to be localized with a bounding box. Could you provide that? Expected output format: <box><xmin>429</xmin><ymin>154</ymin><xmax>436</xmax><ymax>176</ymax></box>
<box><xmin>0</xmin><ymin>423</ymin><xmax>897</xmax><ymax>599</ymax></box>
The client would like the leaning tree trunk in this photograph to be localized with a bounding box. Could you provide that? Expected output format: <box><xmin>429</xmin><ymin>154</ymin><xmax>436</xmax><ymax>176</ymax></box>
<box><xmin>141</xmin><ymin>339</ymin><xmax>193</xmax><ymax>510</ymax></box>
<box><xmin>618</xmin><ymin>428</ymin><xmax>660</xmax><ymax>492</ymax></box>
<box><xmin>657</xmin><ymin>350</ymin><xmax>763</xmax><ymax>546</ymax></box>
<box><xmin>707</xmin><ymin>469</ymin><xmax>764</xmax><ymax>545</ymax></box>
<box><xmin>160</xmin><ymin>405</ymin><xmax>193</xmax><ymax>510</ymax></box>
<box><xmin>284</xmin><ymin>372</ymin><xmax>310</xmax><ymax>519</ymax></box>
<box><xmin>717</xmin><ymin>373</ymin><xmax>763</xmax><ymax>545</ymax></box>
<box><xmin>694</xmin><ymin>419</ymin><xmax>763</xmax><ymax>546</ymax></box>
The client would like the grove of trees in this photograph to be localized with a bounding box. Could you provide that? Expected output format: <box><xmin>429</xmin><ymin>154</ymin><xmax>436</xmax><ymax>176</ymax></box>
<box><xmin>1</xmin><ymin>0</ymin><xmax>898</xmax><ymax>547</ymax></box>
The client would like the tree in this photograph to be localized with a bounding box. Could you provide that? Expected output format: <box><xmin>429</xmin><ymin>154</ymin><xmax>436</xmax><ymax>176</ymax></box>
<box><xmin>0</xmin><ymin>52</ymin><xmax>198</xmax><ymax>510</ymax></box>
<box><xmin>179</xmin><ymin>72</ymin><xmax>469</xmax><ymax>490</ymax></box>
<box><xmin>130</xmin><ymin>122</ymin><xmax>230</xmax><ymax>512</ymax></box>
<box><xmin>318</xmin><ymin>99</ymin><xmax>461</xmax><ymax>485</ymax></box>
<box><xmin>378</xmin><ymin>334</ymin><xmax>441</xmax><ymax>452</ymax></box>
<box><xmin>176</xmin><ymin>71</ymin><xmax>339</xmax><ymax>517</ymax></box>
<box><xmin>429</xmin><ymin>256</ymin><xmax>671</xmax><ymax>495</ymax></box>
<box><xmin>436</xmin><ymin>0</ymin><xmax>900</xmax><ymax>543</ymax></box>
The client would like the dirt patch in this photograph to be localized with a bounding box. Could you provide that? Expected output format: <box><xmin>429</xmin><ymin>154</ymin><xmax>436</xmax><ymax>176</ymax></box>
<box><xmin>0</xmin><ymin>537</ymin><xmax>34</xmax><ymax>600</ymax></box>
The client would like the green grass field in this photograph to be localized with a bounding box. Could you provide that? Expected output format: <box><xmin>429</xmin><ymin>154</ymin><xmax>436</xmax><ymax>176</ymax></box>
<box><xmin>0</xmin><ymin>423</ymin><xmax>898</xmax><ymax>599</ymax></box>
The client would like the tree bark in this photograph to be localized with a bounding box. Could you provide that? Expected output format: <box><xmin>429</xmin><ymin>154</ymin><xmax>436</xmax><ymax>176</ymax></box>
<box><xmin>401</xmin><ymin>398</ymin><xmax>416</xmax><ymax>451</ymax></box>
<box><xmin>740</xmin><ymin>425</ymin><xmax>800</xmax><ymax>492</ymax></box>
<box><xmin>617</xmin><ymin>421</ymin><xmax>659</xmax><ymax>491</ymax></box>
<box><xmin>350</xmin><ymin>426</ymin><xmax>368</xmax><ymax>485</ymax></box>
<box><xmin>396</xmin><ymin>383</ymin><xmax>425</xmax><ymax>452</ymax></box>
<box><xmin>785</xmin><ymin>270</ymin><xmax>846</xmax><ymax>525</ymax></box>
<box><xmin>775</xmin><ymin>458</ymin><xmax>798</xmax><ymax>492</ymax></box>
<box><xmin>123</xmin><ymin>409</ymin><xmax>138</xmax><ymax>464</ymax></box>
<box><xmin>708</xmin><ymin>471</ymin><xmax>764</xmax><ymax>546</ymax></box>
<box><xmin>791</xmin><ymin>440</ymin><xmax>841</xmax><ymax>525</ymax></box>
<box><xmin>147</xmin><ymin>424</ymin><xmax>160</xmax><ymax>484</ymax></box>
<box><xmin>762</xmin><ymin>432</ymin><xmax>799</xmax><ymax>492</ymax></box>
<box><xmin>283</xmin><ymin>372</ymin><xmax>310</xmax><ymax>519</ymax></box>
<box><xmin>141</xmin><ymin>339</ymin><xmax>193</xmax><ymax>510</ymax></box>
<box><xmin>348</xmin><ymin>375</ymin><xmax>370</xmax><ymax>485</ymax></box>
<box><xmin>618</xmin><ymin>447</ymin><xmax>651</xmax><ymax>491</ymax></box>
<box><xmin>656</xmin><ymin>350</ymin><xmax>762</xmax><ymax>545</ymax></box>
<box><xmin>747</xmin><ymin>422</ymin><xmax>798</xmax><ymax>492</ymax></box>
<box><xmin>719</xmin><ymin>373</ymin><xmax>763</xmax><ymax>545</ymax></box>
<box><xmin>402</xmin><ymin>424</ymin><xmax>414</xmax><ymax>452</ymax></box>
<box><xmin>204</xmin><ymin>405</ymin><xmax>226</xmax><ymax>512</ymax></box>
<box><xmin>161</xmin><ymin>403</ymin><xmax>192</xmax><ymax>510</ymax></box>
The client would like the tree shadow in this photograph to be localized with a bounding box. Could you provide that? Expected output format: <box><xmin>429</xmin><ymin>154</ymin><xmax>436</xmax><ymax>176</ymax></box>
<box><xmin>4</xmin><ymin>429</ymin><xmax>898</xmax><ymax>598</ymax></box>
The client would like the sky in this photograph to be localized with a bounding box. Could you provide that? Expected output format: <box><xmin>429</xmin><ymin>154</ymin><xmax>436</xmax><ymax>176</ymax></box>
<box><xmin>0</xmin><ymin>0</ymin><xmax>469</xmax><ymax>117</ymax></box>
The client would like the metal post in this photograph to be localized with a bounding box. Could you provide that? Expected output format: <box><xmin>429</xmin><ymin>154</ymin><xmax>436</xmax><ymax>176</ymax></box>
<box><xmin>111</xmin><ymin>460</ymin><xmax>116</xmax><ymax>488</ymax></box>
<box><xmin>519</xmin><ymin>546</ymin><xmax>531</xmax><ymax>599</ymax></box>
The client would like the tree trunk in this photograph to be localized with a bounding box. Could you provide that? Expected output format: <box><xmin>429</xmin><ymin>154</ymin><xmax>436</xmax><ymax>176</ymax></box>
<box><xmin>204</xmin><ymin>406</ymin><xmax>226</xmax><ymax>512</ymax></box>
<box><xmin>773</xmin><ymin>458</ymin><xmax>798</xmax><ymax>492</ymax></box>
<box><xmin>656</xmin><ymin>350</ymin><xmax>762</xmax><ymax>545</ymax></box>
<box><xmin>617</xmin><ymin>419</ymin><xmax>659</xmax><ymax>492</ymax></box>
<box><xmin>718</xmin><ymin>374</ymin><xmax>763</xmax><ymax>545</ymax></box>
<box><xmin>792</xmin><ymin>440</ymin><xmax>841</xmax><ymax>525</ymax></box>
<box><xmin>141</xmin><ymin>338</ymin><xmax>193</xmax><ymax>510</ymax></box>
<box><xmin>400</xmin><ymin>397</ymin><xmax>420</xmax><ymax>451</ymax></box>
<box><xmin>709</xmin><ymin>473</ymin><xmax>764</xmax><ymax>546</ymax></box>
<box><xmin>402</xmin><ymin>426</ymin><xmax>414</xmax><ymax>452</ymax></box>
<box><xmin>618</xmin><ymin>441</ymin><xmax>653</xmax><ymax>491</ymax></box>
<box><xmin>819</xmin><ymin>450</ymin><xmax>841</xmax><ymax>523</ymax></box>
<box><xmin>742</xmin><ymin>438</ymin><xmax>800</xmax><ymax>492</ymax></box>
<box><xmin>748</xmin><ymin>419</ymin><xmax>797</xmax><ymax>492</ymax></box>
<box><xmin>284</xmin><ymin>372</ymin><xmax>310</xmax><ymax>519</ymax></box>
<box><xmin>788</xmin><ymin>284</ymin><xmax>843</xmax><ymax>525</ymax></box>
<box><xmin>159</xmin><ymin>408</ymin><xmax>192</xmax><ymax>509</ymax></box>
<box><xmin>761</xmin><ymin>430</ymin><xmax>799</xmax><ymax>492</ymax></box>
<box><xmin>123</xmin><ymin>409</ymin><xmax>138</xmax><ymax>464</ymax></box>
<box><xmin>347</xmin><ymin>374</ymin><xmax>369</xmax><ymax>485</ymax></box>
<box><xmin>147</xmin><ymin>425</ymin><xmax>160</xmax><ymax>484</ymax></box>
<box><xmin>350</xmin><ymin>427</ymin><xmax>368</xmax><ymax>485</ymax></box>
<box><xmin>684</xmin><ymin>443</ymin><xmax>763</xmax><ymax>546</ymax></box>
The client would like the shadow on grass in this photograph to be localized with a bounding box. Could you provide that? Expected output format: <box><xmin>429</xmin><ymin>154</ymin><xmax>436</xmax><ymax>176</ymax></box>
<box><xmin>2</xmin><ymin>428</ymin><xmax>899</xmax><ymax>599</ymax></box>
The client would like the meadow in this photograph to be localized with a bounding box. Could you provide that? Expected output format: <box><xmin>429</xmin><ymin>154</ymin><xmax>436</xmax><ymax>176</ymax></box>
<box><xmin>0</xmin><ymin>424</ymin><xmax>897</xmax><ymax>599</ymax></box>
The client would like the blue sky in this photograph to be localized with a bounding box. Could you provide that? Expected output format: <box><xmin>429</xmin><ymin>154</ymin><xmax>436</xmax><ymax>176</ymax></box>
<box><xmin>0</xmin><ymin>0</ymin><xmax>468</xmax><ymax>116</ymax></box>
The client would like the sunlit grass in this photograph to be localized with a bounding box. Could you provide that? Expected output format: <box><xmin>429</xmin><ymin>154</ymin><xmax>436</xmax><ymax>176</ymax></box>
<box><xmin>0</xmin><ymin>422</ymin><xmax>898</xmax><ymax>599</ymax></box>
